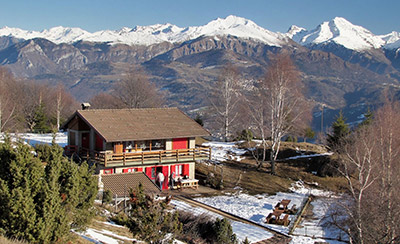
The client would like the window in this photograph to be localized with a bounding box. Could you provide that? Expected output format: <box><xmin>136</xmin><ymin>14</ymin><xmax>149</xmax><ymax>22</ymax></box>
<box><xmin>137</xmin><ymin>141</ymin><xmax>148</xmax><ymax>150</ymax></box>
<box><xmin>123</xmin><ymin>167</ymin><xmax>136</xmax><ymax>173</ymax></box>
<box><xmin>151</xmin><ymin>140</ymin><xmax>165</xmax><ymax>150</ymax></box>
<box><xmin>175</xmin><ymin>165</ymin><xmax>183</xmax><ymax>175</ymax></box>
<box><xmin>151</xmin><ymin>167</ymin><xmax>156</xmax><ymax>178</ymax></box>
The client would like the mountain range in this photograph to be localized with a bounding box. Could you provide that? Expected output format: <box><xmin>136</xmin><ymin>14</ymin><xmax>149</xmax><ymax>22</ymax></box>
<box><xmin>1</xmin><ymin>15</ymin><xmax>400</xmax><ymax>130</ymax></box>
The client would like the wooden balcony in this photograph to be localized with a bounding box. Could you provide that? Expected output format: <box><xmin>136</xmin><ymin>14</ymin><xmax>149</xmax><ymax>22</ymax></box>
<box><xmin>65</xmin><ymin>146</ymin><xmax>211</xmax><ymax>167</ymax></box>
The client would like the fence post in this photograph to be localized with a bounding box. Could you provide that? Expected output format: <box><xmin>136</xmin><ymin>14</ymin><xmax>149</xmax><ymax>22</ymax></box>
<box><xmin>115</xmin><ymin>194</ymin><xmax>118</xmax><ymax>212</ymax></box>
<box><xmin>123</xmin><ymin>153</ymin><xmax>126</xmax><ymax>165</ymax></box>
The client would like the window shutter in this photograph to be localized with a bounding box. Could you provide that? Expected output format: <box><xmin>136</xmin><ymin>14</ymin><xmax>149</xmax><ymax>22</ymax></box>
<box><xmin>183</xmin><ymin>164</ymin><xmax>189</xmax><ymax>177</ymax></box>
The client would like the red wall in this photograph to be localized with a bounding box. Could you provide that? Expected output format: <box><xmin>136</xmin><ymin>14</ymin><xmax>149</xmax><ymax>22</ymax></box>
<box><xmin>172</xmin><ymin>138</ymin><xmax>188</xmax><ymax>150</ymax></box>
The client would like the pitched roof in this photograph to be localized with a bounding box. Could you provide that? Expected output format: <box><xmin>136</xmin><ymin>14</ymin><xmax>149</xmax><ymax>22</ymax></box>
<box><xmin>63</xmin><ymin>107</ymin><xmax>209</xmax><ymax>142</ymax></box>
<box><xmin>101</xmin><ymin>172</ymin><xmax>160</xmax><ymax>196</ymax></box>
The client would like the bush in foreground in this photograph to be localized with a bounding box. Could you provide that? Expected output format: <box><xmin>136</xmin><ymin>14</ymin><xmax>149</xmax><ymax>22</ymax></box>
<box><xmin>0</xmin><ymin>139</ymin><xmax>97</xmax><ymax>243</ymax></box>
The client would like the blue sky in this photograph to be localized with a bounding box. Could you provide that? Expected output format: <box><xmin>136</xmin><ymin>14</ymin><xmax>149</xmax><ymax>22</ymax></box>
<box><xmin>0</xmin><ymin>0</ymin><xmax>399</xmax><ymax>34</ymax></box>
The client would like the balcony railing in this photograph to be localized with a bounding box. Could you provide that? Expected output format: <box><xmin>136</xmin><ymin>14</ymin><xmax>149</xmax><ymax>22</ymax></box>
<box><xmin>64</xmin><ymin>146</ymin><xmax>211</xmax><ymax>167</ymax></box>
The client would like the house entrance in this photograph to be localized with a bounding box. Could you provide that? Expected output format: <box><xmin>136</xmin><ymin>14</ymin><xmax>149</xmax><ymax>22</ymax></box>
<box><xmin>81</xmin><ymin>132</ymin><xmax>89</xmax><ymax>149</ymax></box>
<box><xmin>145</xmin><ymin>165</ymin><xmax>169</xmax><ymax>190</ymax></box>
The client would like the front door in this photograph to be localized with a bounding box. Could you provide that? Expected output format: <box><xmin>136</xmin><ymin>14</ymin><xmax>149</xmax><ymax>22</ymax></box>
<box><xmin>81</xmin><ymin>132</ymin><xmax>89</xmax><ymax>149</ymax></box>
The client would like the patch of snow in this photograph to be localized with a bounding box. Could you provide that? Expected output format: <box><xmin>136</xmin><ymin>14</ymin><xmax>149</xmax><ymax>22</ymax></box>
<box><xmin>293</xmin><ymin>197</ymin><xmax>348</xmax><ymax>241</ymax></box>
<box><xmin>78</xmin><ymin>228</ymin><xmax>120</xmax><ymax>244</ymax></box>
<box><xmin>290</xmin><ymin>180</ymin><xmax>335</xmax><ymax>197</ymax></box>
<box><xmin>7</xmin><ymin>132</ymin><xmax>68</xmax><ymax>147</ymax></box>
<box><xmin>195</xmin><ymin>192</ymin><xmax>305</xmax><ymax>234</ymax></box>
<box><xmin>285</xmin><ymin>152</ymin><xmax>333</xmax><ymax>161</ymax></box>
<box><xmin>202</xmin><ymin>141</ymin><xmax>247</xmax><ymax>162</ymax></box>
<box><xmin>290</xmin><ymin>235</ymin><xmax>347</xmax><ymax>244</ymax></box>
<box><xmin>172</xmin><ymin>199</ymin><xmax>274</xmax><ymax>243</ymax></box>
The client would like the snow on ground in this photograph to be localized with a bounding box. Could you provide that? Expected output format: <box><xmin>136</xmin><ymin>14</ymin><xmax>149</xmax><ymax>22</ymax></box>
<box><xmin>77</xmin><ymin>228</ymin><xmax>121</xmax><ymax>244</ymax></box>
<box><xmin>290</xmin><ymin>235</ymin><xmax>347</xmax><ymax>244</ymax></box>
<box><xmin>195</xmin><ymin>191</ymin><xmax>305</xmax><ymax>234</ymax></box>
<box><xmin>293</xmin><ymin>197</ymin><xmax>348</xmax><ymax>242</ymax></box>
<box><xmin>172</xmin><ymin>199</ymin><xmax>274</xmax><ymax>243</ymax></box>
<box><xmin>1</xmin><ymin>132</ymin><xmax>67</xmax><ymax>147</ymax></box>
<box><xmin>202</xmin><ymin>141</ymin><xmax>247</xmax><ymax>162</ymax></box>
<box><xmin>193</xmin><ymin>180</ymin><xmax>347</xmax><ymax>243</ymax></box>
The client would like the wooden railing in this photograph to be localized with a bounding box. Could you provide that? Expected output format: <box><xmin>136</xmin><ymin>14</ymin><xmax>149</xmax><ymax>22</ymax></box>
<box><xmin>92</xmin><ymin>147</ymin><xmax>211</xmax><ymax>167</ymax></box>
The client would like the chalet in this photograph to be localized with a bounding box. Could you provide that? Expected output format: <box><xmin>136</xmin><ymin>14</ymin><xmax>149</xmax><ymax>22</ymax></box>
<box><xmin>61</xmin><ymin>107</ymin><xmax>211</xmax><ymax>190</ymax></box>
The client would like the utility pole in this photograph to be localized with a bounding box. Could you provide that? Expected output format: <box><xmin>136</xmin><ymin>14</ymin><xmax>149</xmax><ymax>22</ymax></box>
<box><xmin>321</xmin><ymin>104</ymin><xmax>324</xmax><ymax>133</ymax></box>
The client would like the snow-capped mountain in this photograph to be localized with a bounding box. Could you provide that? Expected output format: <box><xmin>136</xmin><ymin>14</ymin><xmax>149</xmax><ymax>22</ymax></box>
<box><xmin>0</xmin><ymin>15</ymin><xmax>287</xmax><ymax>47</ymax></box>
<box><xmin>286</xmin><ymin>25</ymin><xmax>306</xmax><ymax>39</ymax></box>
<box><xmin>290</xmin><ymin>17</ymin><xmax>385</xmax><ymax>51</ymax></box>
<box><xmin>379</xmin><ymin>31</ymin><xmax>400</xmax><ymax>49</ymax></box>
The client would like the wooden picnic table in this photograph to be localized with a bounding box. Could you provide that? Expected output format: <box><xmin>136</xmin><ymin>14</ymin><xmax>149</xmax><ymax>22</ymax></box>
<box><xmin>265</xmin><ymin>210</ymin><xmax>290</xmax><ymax>226</ymax></box>
<box><xmin>173</xmin><ymin>179</ymin><xmax>199</xmax><ymax>190</ymax></box>
<box><xmin>275</xmin><ymin>199</ymin><xmax>291</xmax><ymax>211</ymax></box>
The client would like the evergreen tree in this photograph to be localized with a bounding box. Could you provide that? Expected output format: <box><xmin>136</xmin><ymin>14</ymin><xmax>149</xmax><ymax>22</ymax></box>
<box><xmin>327</xmin><ymin>111</ymin><xmax>350</xmax><ymax>149</ymax></box>
<box><xmin>0</xmin><ymin>138</ymin><xmax>43</xmax><ymax>242</ymax></box>
<box><xmin>127</xmin><ymin>183</ymin><xmax>182</xmax><ymax>243</ymax></box>
<box><xmin>303</xmin><ymin>127</ymin><xmax>315</xmax><ymax>142</ymax></box>
<box><xmin>0</xmin><ymin>139</ymin><xmax>97</xmax><ymax>243</ymax></box>
<box><xmin>102</xmin><ymin>189</ymin><xmax>113</xmax><ymax>205</ymax></box>
<box><xmin>213</xmin><ymin>218</ymin><xmax>238</xmax><ymax>244</ymax></box>
<box><xmin>242</xmin><ymin>237</ymin><xmax>251</xmax><ymax>244</ymax></box>
<box><xmin>33</xmin><ymin>103</ymin><xmax>51</xmax><ymax>133</ymax></box>
<box><xmin>194</xmin><ymin>113</ymin><xmax>204</xmax><ymax>127</ymax></box>
<box><xmin>359</xmin><ymin>108</ymin><xmax>373</xmax><ymax>128</ymax></box>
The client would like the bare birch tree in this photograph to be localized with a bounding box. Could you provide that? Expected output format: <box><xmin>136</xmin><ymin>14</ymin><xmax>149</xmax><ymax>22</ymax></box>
<box><xmin>334</xmin><ymin>127</ymin><xmax>378</xmax><ymax>244</ymax></box>
<box><xmin>209</xmin><ymin>64</ymin><xmax>242</xmax><ymax>141</ymax></box>
<box><xmin>330</xmin><ymin>99</ymin><xmax>400</xmax><ymax>244</ymax></box>
<box><xmin>89</xmin><ymin>92</ymin><xmax>124</xmax><ymax>109</ymax></box>
<box><xmin>0</xmin><ymin>67</ymin><xmax>17</xmax><ymax>132</ymax></box>
<box><xmin>372</xmin><ymin>99</ymin><xmax>400</xmax><ymax>243</ymax></box>
<box><xmin>249</xmin><ymin>53</ymin><xmax>309</xmax><ymax>174</ymax></box>
<box><xmin>113</xmin><ymin>66</ymin><xmax>164</xmax><ymax>108</ymax></box>
<box><xmin>246</xmin><ymin>82</ymin><xmax>269</xmax><ymax>168</ymax></box>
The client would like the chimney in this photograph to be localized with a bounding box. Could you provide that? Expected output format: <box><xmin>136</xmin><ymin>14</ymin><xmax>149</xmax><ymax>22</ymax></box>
<box><xmin>81</xmin><ymin>103</ymin><xmax>91</xmax><ymax>110</ymax></box>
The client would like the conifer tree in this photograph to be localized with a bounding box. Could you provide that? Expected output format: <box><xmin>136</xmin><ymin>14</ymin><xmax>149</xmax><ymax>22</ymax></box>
<box><xmin>359</xmin><ymin>108</ymin><xmax>373</xmax><ymax>128</ymax></box>
<box><xmin>127</xmin><ymin>183</ymin><xmax>182</xmax><ymax>243</ymax></box>
<box><xmin>0</xmin><ymin>139</ymin><xmax>97</xmax><ymax>243</ymax></box>
<box><xmin>33</xmin><ymin>103</ymin><xmax>51</xmax><ymax>133</ymax></box>
<box><xmin>327</xmin><ymin>111</ymin><xmax>350</xmax><ymax>149</ymax></box>
<box><xmin>242</xmin><ymin>237</ymin><xmax>251</xmax><ymax>244</ymax></box>
<box><xmin>213</xmin><ymin>218</ymin><xmax>238</xmax><ymax>244</ymax></box>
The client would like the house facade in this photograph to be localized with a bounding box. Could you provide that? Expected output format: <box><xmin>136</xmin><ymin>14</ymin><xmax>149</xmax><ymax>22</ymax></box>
<box><xmin>61</xmin><ymin>107</ymin><xmax>210</xmax><ymax>190</ymax></box>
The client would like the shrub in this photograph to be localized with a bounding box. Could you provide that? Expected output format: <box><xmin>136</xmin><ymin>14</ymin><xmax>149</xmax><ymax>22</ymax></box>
<box><xmin>235</xmin><ymin>129</ymin><xmax>253</xmax><ymax>142</ymax></box>
<box><xmin>102</xmin><ymin>189</ymin><xmax>113</xmax><ymax>206</ymax></box>
<box><xmin>0</xmin><ymin>139</ymin><xmax>97</xmax><ymax>243</ymax></box>
<box><xmin>213</xmin><ymin>218</ymin><xmax>238</xmax><ymax>244</ymax></box>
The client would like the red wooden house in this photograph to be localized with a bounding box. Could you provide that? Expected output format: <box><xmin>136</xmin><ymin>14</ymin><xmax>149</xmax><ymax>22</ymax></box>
<box><xmin>61</xmin><ymin>107</ymin><xmax>210</xmax><ymax>190</ymax></box>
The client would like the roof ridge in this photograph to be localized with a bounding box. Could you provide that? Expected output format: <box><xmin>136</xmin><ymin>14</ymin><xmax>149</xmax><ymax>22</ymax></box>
<box><xmin>78</xmin><ymin>107</ymin><xmax>178</xmax><ymax>112</ymax></box>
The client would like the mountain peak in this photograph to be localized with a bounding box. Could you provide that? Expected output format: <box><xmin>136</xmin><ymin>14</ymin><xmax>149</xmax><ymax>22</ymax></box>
<box><xmin>291</xmin><ymin>16</ymin><xmax>385</xmax><ymax>51</ymax></box>
<box><xmin>286</xmin><ymin>25</ymin><xmax>306</xmax><ymax>39</ymax></box>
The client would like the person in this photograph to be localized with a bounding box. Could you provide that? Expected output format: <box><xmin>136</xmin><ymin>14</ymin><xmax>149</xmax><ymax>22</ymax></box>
<box><xmin>156</xmin><ymin>171</ymin><xmax>164</xmax><ymax>189</ymax></box>
<box><xmin>169</xmin><ymin>172</ymin><xmax>176</xmax><ymax>189</ymax></box>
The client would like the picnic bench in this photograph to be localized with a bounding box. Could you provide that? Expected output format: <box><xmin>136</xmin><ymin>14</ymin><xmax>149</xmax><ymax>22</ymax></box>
<box><xmin>265</xmin><ymin>211</ymin><xmax>290</xmax><ymax>226</ymax></box>
<box><xmin>173</xmin><ymin>179</ymin><xmax>199</xmax><ymax>190</ymax></box>
<box><xmin>274</xmin><ymin>199</ymin><xmax>298</xmax><ymax>214</ymax></box>
<box><xmin>265</xmin><ymin>199</ymin><xmax>298</xmax><ymax>226</ymax></box>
